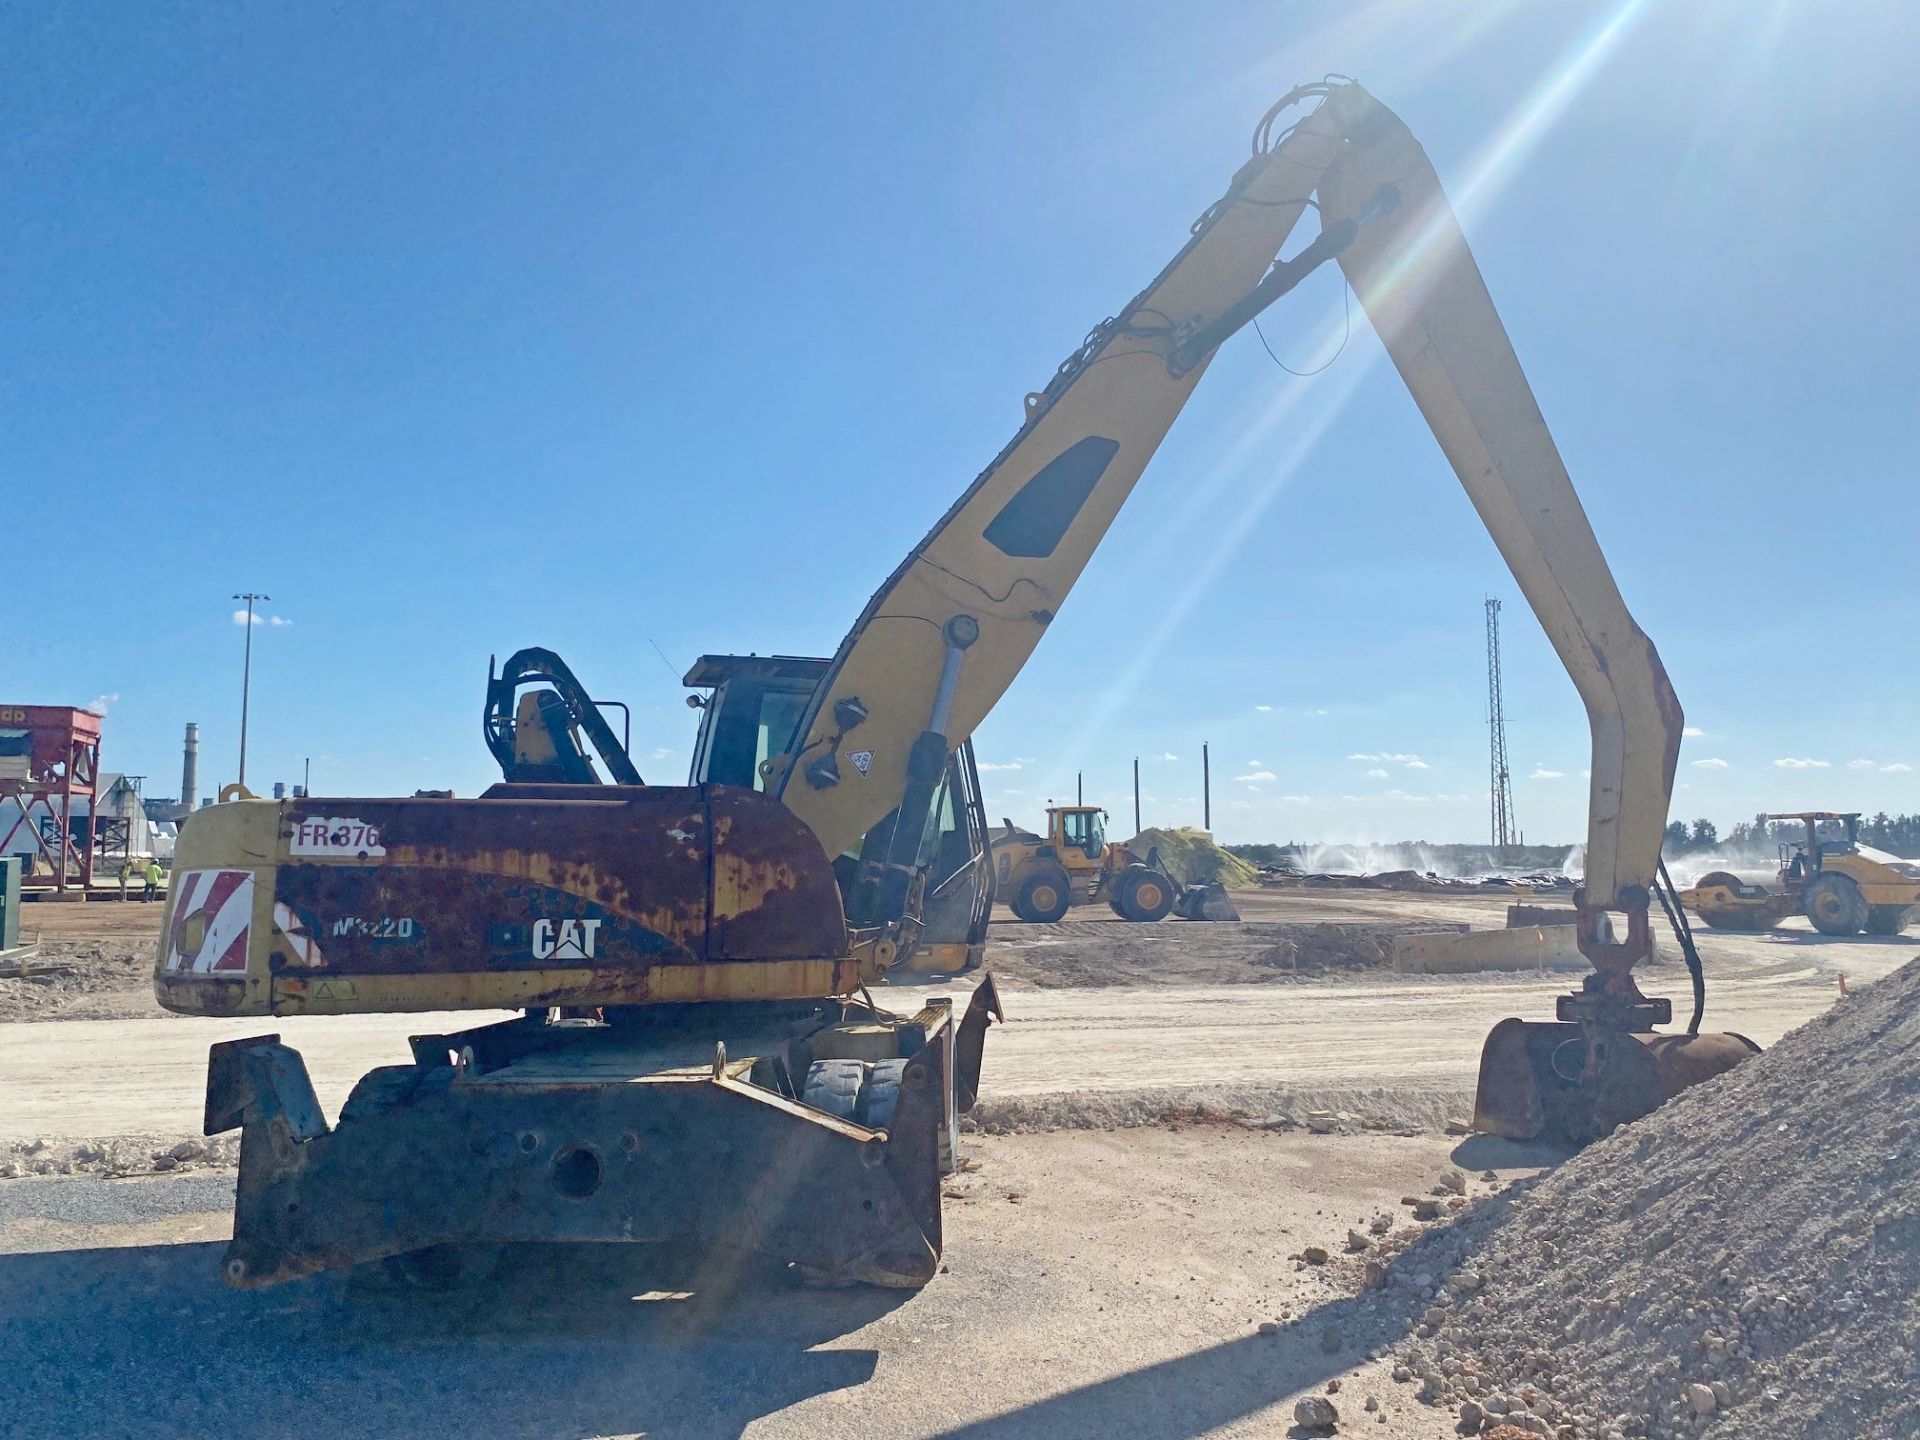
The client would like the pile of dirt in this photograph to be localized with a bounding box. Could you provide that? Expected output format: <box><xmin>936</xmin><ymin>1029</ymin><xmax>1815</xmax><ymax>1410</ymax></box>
<box><xmin>1127</xmin><ymin>827</ymin><xmax>1260</xmax><ymax>887</ymax></box>
<box><xmin>985</xmin><ymin>919</ymin><xmax>1422</xmax><ymax>988</ymax></box>
<box><xmin>1394</xmin><ymin>954</ymin><xmax>1920</xmax><ymax>1439</ymax></box>
<box><xmin>964</xmin><ymin>1081</ymin><xmax>1475</xmax><ymax>1137</ymax></box>
<box><xmin>0</xmin><ymin>939</ymin><xmax>163</xmax><ymax>1022</ymax></box>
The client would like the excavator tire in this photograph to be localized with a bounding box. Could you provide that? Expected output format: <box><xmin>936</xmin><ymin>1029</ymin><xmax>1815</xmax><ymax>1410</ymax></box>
<box><xmin>1866</xmin><ymin>905</ymin><xmax>1912</xmax><ymax>936</ymax></box>
<box><xmin>858</xmin><ymin>1059</ymin><xmax>909</xmax><ymax>1132</ymax></box>
<box><xmin>802</xmin><ymin>1059</ymin><xmax>867</xmax><ymax>1120</ymax></box>
<box><xmin>1804</xmin><ymin>874</ymin><xmax>1869</xmax><ymax>936</ymax></box>
<box><xmin>1014</xmin><ymin>867</ymin><xmax>1072</xmax><ymax>924</ymax></box>
<box><xmin>1115</xmin><ymin>865</ymin><xmax>1175</xmax><ymax>923</ymax></box>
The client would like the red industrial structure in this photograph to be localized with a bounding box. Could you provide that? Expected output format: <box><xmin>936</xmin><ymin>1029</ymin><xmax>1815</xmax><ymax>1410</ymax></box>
<box><xmin>0</xmin><ymin>705</ymin><xmax>103</xmax><ymax>895</ymax></box>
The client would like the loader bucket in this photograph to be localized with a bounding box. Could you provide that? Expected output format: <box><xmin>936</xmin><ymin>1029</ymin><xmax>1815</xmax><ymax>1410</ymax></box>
<box><xmin>1473</xmin><ymin>1019</ymin><xmax>1760</xmax><ymax>1145</ymax></box>
<box><xmin>1172</xmin><ymin>883</ymin><xmax>1240</xmax><ymax>922</ymax></box>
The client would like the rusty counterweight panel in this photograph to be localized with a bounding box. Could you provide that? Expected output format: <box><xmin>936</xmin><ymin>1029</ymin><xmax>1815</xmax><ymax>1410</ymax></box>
<box><xmin>249</xmin><ymin>786</ymin><xmax>851</xmax><ymax>1013</ymax></box>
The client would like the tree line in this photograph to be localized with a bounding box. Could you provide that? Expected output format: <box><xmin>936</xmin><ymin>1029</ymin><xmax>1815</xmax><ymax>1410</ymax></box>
<box><xmin>1662</xmin><ymin>812</ymin><xmax>1920</xmax><ymax>859</ymax></box>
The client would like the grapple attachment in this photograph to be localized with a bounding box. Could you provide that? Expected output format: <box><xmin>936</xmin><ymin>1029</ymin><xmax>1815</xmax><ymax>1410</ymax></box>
<box><xmin>1473</xmin><ymin>1019</ymin><xmax>1759</xmax><ymax>1145</ymax></box>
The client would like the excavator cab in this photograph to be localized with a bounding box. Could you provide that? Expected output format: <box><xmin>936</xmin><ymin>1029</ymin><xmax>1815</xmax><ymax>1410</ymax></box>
<box><xmin>683</xmin><ymin>654</ymin><xmax>993</xmax><ymax>972</ymax></box>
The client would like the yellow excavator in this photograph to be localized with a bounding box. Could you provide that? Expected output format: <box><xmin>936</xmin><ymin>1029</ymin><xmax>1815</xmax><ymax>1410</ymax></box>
<box><xmin>157</xmin><ymin>79</ymin><xmax>1752</xmax><ymax>1291</ymax></box>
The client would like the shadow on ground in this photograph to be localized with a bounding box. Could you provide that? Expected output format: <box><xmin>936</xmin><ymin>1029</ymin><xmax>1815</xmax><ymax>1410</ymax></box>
<box><xmin>923</xmin><ymin>1159</ymin><xmax>1558</xmax><ymax>1439</ymax></box>
<box><xmin>0</xmin><ymin>1239</ymin><xmax>901</xmax><ymax>1440</ymax></box>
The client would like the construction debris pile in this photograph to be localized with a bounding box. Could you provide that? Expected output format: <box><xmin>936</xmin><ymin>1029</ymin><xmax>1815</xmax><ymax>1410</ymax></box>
<box><xmin>1392</xmin><ymin>954</ymin><xmax>1920</xmax><ymax>1439</ymax></box>
<box><xmin>1127</xmin><ymin>827</ymin><xmax>1260</xmax><ymax>888</ymax></box>
<box><xmin>1265</xmin><ymin>868</ymin><xmax>1573</xmax><ymax>894</ymax></box>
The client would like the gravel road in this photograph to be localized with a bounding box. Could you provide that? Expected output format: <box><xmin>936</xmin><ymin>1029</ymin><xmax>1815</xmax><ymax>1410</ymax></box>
<box><xmin>0</xmin><ymin>1128</ymin><xmax>1556</xmax><ymax>1440</ymax></box>
<box><xmin>0</xmin><ymin>929</ymin><xmax>1894</xmax><ymax>1146</ymax></box>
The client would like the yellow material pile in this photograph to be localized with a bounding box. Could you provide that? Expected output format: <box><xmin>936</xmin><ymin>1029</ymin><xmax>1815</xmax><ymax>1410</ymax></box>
<box><xmin>1126</xmin><ymin>827</ymin><xmax>1259</xmax><ymax>887</ymax></box>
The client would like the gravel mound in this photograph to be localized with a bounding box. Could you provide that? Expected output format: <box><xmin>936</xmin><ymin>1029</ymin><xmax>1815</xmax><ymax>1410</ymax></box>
<box><xmin>964</xmin><ymin>1081</ymin><xmax>1474</xmax><ymax>1136</ymax></box>
<box><xmin>1397</xmin><ymin>953</ymin><xmax>1920</xmax><ymax>1440</ymax></box>
<box><xmin>2</xmin><ymin>1133</ymin><xmax>238</xmax><ymax>1179</ymax></box>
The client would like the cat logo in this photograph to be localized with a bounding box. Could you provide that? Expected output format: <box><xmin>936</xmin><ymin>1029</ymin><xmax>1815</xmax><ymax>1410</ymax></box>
<box><xmin>532</xmin><ymin>917</ymin><xmax>603</xmax><ymax>962</ymax></box>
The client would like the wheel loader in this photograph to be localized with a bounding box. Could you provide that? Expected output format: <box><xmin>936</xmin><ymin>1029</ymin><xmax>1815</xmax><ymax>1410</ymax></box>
<box><xmin>158</xmin><ymin>79</ymin><xmax>1756</xmax><ymax>1291</ymax></box>
<box><xmin>992</xmin><ymin>806</ymin><xmax>1238</xmax><ymax>923</ymax></box>
<box><xmin>1680</xmin><ymin>812</ymin><xmax>1920</xmax><ymax>936</ymax></box>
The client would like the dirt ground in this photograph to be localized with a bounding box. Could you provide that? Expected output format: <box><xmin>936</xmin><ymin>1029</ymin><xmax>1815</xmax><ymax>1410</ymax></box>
<box><xmin>0</xmin><ymin>1125</ymin><xmax>1555</xmax><ymax>1440</ymax></box>
<box><xmin>0</xmin><ymin>897</ymin><xmax>166</xmax><ymax>1023</ymax></box>
<box><xmin>2</xmin><ymin>887</ymin><xmax>1911</xmax><ymax>1437</ymax></box>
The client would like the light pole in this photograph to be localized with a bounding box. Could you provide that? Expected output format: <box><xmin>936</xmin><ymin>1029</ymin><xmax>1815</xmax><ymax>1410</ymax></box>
<box><xmin>233</xmin><ymin>593</ymin><xmax>269</xmax><ymax>788</ymax></box>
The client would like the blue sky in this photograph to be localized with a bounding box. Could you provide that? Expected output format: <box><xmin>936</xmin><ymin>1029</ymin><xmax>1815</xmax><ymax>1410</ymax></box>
<box><xmin>6</xmin><ymin>1</ymin><xmax>1917</xmax><ymax>846</ymax></box>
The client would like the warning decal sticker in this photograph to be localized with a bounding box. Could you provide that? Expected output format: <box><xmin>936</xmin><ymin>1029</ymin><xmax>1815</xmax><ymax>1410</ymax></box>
<box><xmin>165</xmin><ymin>869</ymin><xmax>255</xmax><ymax>975</ymax></box>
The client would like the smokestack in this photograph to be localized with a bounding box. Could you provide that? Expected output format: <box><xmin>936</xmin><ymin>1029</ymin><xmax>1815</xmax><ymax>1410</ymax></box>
<box><xmin>181</xmin><ymin>722</ymin><xmax>199</xmax><ymax>814</ymax></box>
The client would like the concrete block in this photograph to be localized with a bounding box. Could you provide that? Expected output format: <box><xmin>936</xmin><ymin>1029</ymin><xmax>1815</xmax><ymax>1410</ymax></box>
<box><xmin>1392</xmin><ymin>925</ymin><xmax>1589</xmax><ymax>974</ymax></box>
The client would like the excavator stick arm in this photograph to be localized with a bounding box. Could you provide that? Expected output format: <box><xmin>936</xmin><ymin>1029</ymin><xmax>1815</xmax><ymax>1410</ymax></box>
<box><xmin>1313</xmin><ymin>85</ymin><xmax>1683</xmax><ymax>977</ymax></box>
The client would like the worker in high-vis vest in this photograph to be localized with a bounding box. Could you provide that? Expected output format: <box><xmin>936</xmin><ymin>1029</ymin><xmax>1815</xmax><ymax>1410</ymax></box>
<box><xmin>143</xmin><ymin>859</ymin><xmax>163</xmax><ymax>902</ymax></box>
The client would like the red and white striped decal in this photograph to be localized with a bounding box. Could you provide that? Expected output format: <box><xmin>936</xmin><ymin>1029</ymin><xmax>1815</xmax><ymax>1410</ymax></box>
<box><xmin>164</xmin><ymin>869</ymin><xmax>256</xmax><ymax>975</ymax></box>
<box><xmin>272</xmin><ymin>901</ymin><xmax>325</xmax><ymax>968</ymax></box>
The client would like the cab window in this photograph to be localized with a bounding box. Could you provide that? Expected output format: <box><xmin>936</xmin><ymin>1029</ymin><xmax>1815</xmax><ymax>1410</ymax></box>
<box><xmin>1061</xmin><ymin>810</ymin><xmax>1103</xmax><ymax>856</ymax></box>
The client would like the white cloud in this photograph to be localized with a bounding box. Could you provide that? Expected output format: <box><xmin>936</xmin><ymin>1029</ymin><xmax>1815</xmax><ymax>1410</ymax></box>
<box><xmin>649</xmin><ymin>747</ymin><xmax>674</xmax><ymax>760</ymax></box>
<box><xmin>268</xmin><ymin>615</ymin><xmax>293</xmax><ymax>627</ymax></box>
<box><xmin>1364</xmin><ymin>768</ymin><xmax>1388</xmax><ymax>779</ymax></box>
<box><xmin>232</xmin><ymin>610</ymin><xmax>260</xmax><ymax>626</ymax></box>
<box><xmin>1278</xmin><ymin>794</ymin><xmax>1311</xmax><ymax>804</ymax></box>
<box><xmin>1014</xmin><ymin>756</ymin><xmax>1036</xmax><ymax>765</ymax></box>
<box><xmin>1254</xmin><ymin>704</ymin><xmax>1273</xmax><ymax>713</ymax></box>
<box><xmin>1236</xmin><ymin>770</ymin><xmax>1277</xmax><ymax>783</ymax></box>
<box><xmin>1772</xmin><ymin>758</ymin><xmax>1831</xmax><ymax>769</ymax></box>
<box><xmin>1307</xmin><ymin>708</ymin><xmax>1329</xmax><ymax>717</ymax></box>
<box><xmin>1338</xmin><ymin>789</ymin><xmax>1470</xmax><ymax>805</ymax></box>
<box><xmin>1229</xmin><ymin>800</ymin><xmax>1252</xmax><ymax>810</ymax></box>
<box><xmin>1846</xmin><ymin>759</ymin><xmax>1876</xmax><ymax>770</ymax></box>
<box><xmin>1247</xmin><ymin>759</ymin><xmax>1264</xmax><ymax>767</ymax></box>
<box><xmin>998</xmin><ymin>788</ymin><xmax>1023</xmax><ymax>796</ymax></box>
<box><xmin>84</xmin><ymin>692</ymin><xmax>120</xmax><ymax>714</ymax></box>
<box><xmin>1348</xmin><ymin>752</ymin><xmax>1426</xmax><ymax>768</ymax></box>
<box><xmin>1883</xmin><ymin>763</ymin><xmax>1913</xmax><ymax>774</ymax></box>
<box><xmin>1160</xmin><ymin>752</ymin><xmax>1179</xmax><ymax>762</ymax></box>
<box><xmin>1682</xmin><ymin>726</ymin><xmax>1704</xmax><ymax>738</ymax></box>
<box><xmin>1530</xmin><ymin>767</ymin><xmax>1565</xmax><ymax>780</ymax></box>
<box><xmin>1691</xmin><ymin>757</ymin><xmax>1729</xmax><ymax>770</ymax></box>
<box><xmin>977</xmin><ymin>761</ymin><xmax>1023</xmax><ymax>772</ymax></box>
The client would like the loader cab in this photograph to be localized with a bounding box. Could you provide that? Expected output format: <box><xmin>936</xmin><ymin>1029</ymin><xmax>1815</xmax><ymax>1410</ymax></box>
<box><xmin>1053</xmin><ymin>805</ymin><xmax>1107</xmax><ymax>862</ymax></box>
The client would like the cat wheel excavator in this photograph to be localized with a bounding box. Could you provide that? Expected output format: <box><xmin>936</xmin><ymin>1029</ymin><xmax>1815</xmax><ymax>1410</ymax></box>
<box><xmin>158</xmin><ymin>78</ymin><xmax>1752</xmax><ymax>1291</ymax></box>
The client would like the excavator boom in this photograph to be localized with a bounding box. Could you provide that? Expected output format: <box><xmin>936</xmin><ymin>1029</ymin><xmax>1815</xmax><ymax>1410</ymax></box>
<box><xmin>775</xmin><ymin>82</ymin><xmax>1677</xmax><ymax>976</ymax></box>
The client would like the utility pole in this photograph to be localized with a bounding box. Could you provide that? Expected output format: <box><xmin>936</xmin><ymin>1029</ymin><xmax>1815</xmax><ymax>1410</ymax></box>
<box><xmin>1132</xmin><ymin>756</ymin><xmax>1141</xmax><ymax>836</ymax></box>
<box><xmin>303</xmin><ymin>756</ymin><xmax>311</xmax><ymax>798</ymax></box>
<box><xmin>234</xmin><ymin>593</ymin><xmax>270</xmax><ymax>788</ymax></box>
<box><xmin>1202</xmin><ymin>743</ymin><xmax>1211</xmax><ymax>831</ymax></box>
<box><xmin>1076</xmin><ymin>771</ymin><xmax>1082</xmax><ymax>805</ymax></box>
<box><xmin>1486</xmin><ymin>596</ymin><xmax>1517</xmax><ymax>856</ymax></box>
